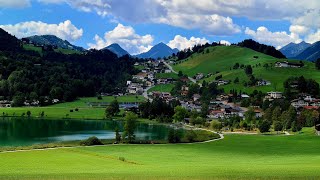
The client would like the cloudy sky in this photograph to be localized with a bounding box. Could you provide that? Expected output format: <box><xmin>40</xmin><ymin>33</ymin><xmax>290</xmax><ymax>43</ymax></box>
<box><xmin>0</xmin><ymin>0</ymin><xmax>319</xmax><ymax>54</ymax></box>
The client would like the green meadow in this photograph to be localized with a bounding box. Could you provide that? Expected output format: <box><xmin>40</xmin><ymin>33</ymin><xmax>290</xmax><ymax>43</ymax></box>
<box><xmin>148</xmin><ymin>84</ymin><xmax>174</xmax><ymax>93</ymax></box>
<box><xmin>0</xmin><ymin>128</ymin><xmax>319</xmax><ymax>179</ymax></box>
<box><xmin>173</xmin><ymin>46</ymin><xmax>320</xmax><ymax>93</ymax></box>
<box><xmin>0</xmin><ymin>95</ymin><xmax>145</xmax><ymax>119</ymax></box>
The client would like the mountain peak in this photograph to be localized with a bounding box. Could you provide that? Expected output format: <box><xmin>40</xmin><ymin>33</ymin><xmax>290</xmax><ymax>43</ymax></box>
<box><xmin>103</xmin><ymin>43</ymin><xmax>129</xmax><ymax>57</ymax></box>
<box><xmin>136</xmin><ymin>42</ymin><xmax>179</xmax><ymax>59</ymax></box>
<box><xmin>280</xmin><ymin>41</ymin><xmax>312</xmax><ymax>58</ymax></box>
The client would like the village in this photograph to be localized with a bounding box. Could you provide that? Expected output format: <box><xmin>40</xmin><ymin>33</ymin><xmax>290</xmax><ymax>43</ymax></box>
<box><xmin>125</xmin><ymin>59</ymin><xmax>320</xmax><ymax>123</ymax></box>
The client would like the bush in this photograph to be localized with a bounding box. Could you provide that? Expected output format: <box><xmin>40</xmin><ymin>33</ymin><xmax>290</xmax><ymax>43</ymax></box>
<box><xmin>80</xmin><ymin>136</ymin><xmax>103</xmax><ymax>146</ymax></box>
<box><xmin>259</xmin><ymin>120</ymin><xmax>271</xmax><ymax>133</ymax></box>
<box><xmin>119</xmin><ymin>157</ymin><xmax>126</xmax><ymax>161</ymax></box>
<box><xmin>185</xmin><ymin>130</ymin><xmax>197</xmax><ymax>142</ymax></box>
<box><xmin>70</xmin><ymin>109</ymin><xmax>74</xmax><ymax>112</ymax></box>
<box><xmin>75</xmin><ymin>108</ymin><xmax>79</xmax><ymax>112</ymax></box>
<box><xmin>168</xmin><ymin>128</ymin><xmax>183</xmax><ymax>143</ymax></box>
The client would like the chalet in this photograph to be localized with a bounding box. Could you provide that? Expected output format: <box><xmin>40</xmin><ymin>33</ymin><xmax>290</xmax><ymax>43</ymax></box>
<box><xmin>181</xmin><ymin>85</ymin><xmax>189</xmax><ymax>96</ymax></box>
<box><xmin>164</xmin><ymin>69</ymin><xmax>172</xmax><ymax>73</ymax></box>
<box><xmin>193</xmin><ymin>94</ymin><xmax>201</xmax><ymax>102</ymax></box>
<box><xmin>134</xmin><ymin>62</ymin><xmax>140</xmax><ymax>66</ymax></box>
<box><xmin>265</xmin><ymin>92</ymin><xmax>283</xmax><ymax>100</ymax></box>
<box><xmin>208</xmin><ymin>110</ymin><xmax>224</xmax><ymax>119</ymax></box>
<box><xmin>291</xmin><ymin>99</ymin><xmax>309</xmax><ymax>108</ymax></box>
<box><xmin>133</xmin><ymin>72</ymin><xmax>147</xmax><ymax>81</ymax></box>
<box><xmin>179</xmin><ymin>77</ymin><xmax>189</xmax><ymax>83</ymax></box>
<box><xmin>241</xmin><ymin>94</ymin><xmax>250</xmax><ymax>98</ymax></box>
<box><xmin>275</xmin><ymin>61</ymin><xmax>304</xmax><ymax>68</ymax></box>
<box><xmin>0</xmin><ymin>100</ymin><xmax>12</xmax><ymax>107</ymax></box>
<box><xmin>254</xmin><ymin>109</ymin><xmax>263</xmax><ymax>118</ymax></box>
<box><xmin>195</xmin><ymin>73</ymin><xmax>204</xmax><ymax>80</ymax></box>
<box><xmin>257</xmin><ymin>80</ymin><xmax>271</xmax><ymax>86</ymax></box>
<box><xmin>215</xmin><ymin>79</ymin><xmax>230</xmax><ymax>86</ymax></box>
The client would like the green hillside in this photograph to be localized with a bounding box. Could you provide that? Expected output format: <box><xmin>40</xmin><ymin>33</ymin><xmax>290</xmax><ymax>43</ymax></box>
<box><xmin>173</xmin><ymin>46</ymin><xmax>320</xmax><ymax>93</ymax></box>
<box><xmin>23</xmin><ymin>44</ymin><xmax>82</xmax><ymax>55</ymax></box>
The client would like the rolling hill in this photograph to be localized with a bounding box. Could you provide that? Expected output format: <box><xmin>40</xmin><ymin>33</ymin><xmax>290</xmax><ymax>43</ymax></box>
<box><xmin>280</xmin><ymin>41</ymin><xmax>311</xmax><ymax>58</ymax></box>
<box><xmin>103</xmin><ymin>43</ymin><xmax>129</xmax><ymax>57</ymax></box>
<box><xmin>25</xmin><ymin>35</ymin><xmax>85</xmax><ymax>52</ymax></box>
<box><xmin>173</xmin><ymin>45</ymin><xmax>320</xmax><ymax>94</ymax></box>
<box><xmin>136</xmin><ymin>42</ymin><xmax>178</xmax><ymax>59</ymax></box>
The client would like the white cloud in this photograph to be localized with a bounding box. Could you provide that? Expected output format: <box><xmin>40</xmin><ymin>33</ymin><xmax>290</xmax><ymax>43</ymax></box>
<box><xmin>87</xmin><ymin>23</ymin><xmax>154</xmax><ymax>55</ymax></box>
<box><xmin>245</xmin><ymin>26</ymin><xmax>301</xmax><ymax>49</ymax></box>
<box><xmin>219</xmin><ymin>40</ymin><xmax>231</xmax><ymax>46</ymax></box>
<box><xmin>289</xmin><ymin>25</ymin><xmax>310</xmax><ymax>36</ymax></box>
<box><xmin>305</xmin><ymin>29</ymin><xmax>320</xmax><ymax>44</ymax></box>
<box><xmin>0</xmin><ymin>20</ymin><xmax>83</xmax><ymax>41</ymax></box>
<box><xmin>167</xmin><ymin>35</ymin><xmax>209</xmax><ymax>50</ymax></box>
<box><xmin>0</xmin><ymin>0</ymin><xmax>30</xmax><ymax>8</ymax></box>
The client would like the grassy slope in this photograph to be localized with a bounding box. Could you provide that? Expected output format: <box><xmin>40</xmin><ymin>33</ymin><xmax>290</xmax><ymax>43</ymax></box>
<box><xmin>147</xmin><ymin>84</ymin><xmax>174</xmax><ymax>93</ymax></box>
<box><xmin>23</xmin><ymin>44</ymin><xmax>81</xmax><ymax>55</ymax></box>
<box><xmin>156</xmin><ymin>72</ymin><xmax>179</xmax><ymax>80</ymax></box>
<box><xmin>173</xmin><ymin>46</ymin><xmax>320</xmax><ymax>93</ymax></box>
<box><xmin>0</xmin><ymin>128</ymin><xmax>319</xmax><ymax>179</ymax></box>
<box><xmin>0</xmin><ymin>96</ymin><xmax>145</xmax><ymax>119</ymax></box>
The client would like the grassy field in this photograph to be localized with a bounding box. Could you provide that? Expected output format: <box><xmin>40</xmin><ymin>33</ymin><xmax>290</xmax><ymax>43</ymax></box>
<box><xmin>0</xmin><ymin>96</ymin><xmax>145</xmax><ymax>119</ymax></box>
<box><xmin>148</xmin><ymin>84</ymin><xmax>174</xmax><ymax>93</ymax></box>
<box><xmin>49</xmin><ymin>95</ymin><xmax>146</xmax><ymax>108</ymax></box>
<box><xmin>23</xmin><ymin>44</ymin><xmax>82</xmax><ymax>55</ymax></box>
<box><xmin>0</xmin><ymin>128</ymin><xmax>319</xmax><ymax>179</ymax></box>
<box><xmin>173</xmin><ymin>46</ymin><xmax>320</xmax><ymax>93</ymax></box>
<box><xmin>156</xmin><ymin>72</ymin><xmax>179</xmax><ymax>80</ymax></box>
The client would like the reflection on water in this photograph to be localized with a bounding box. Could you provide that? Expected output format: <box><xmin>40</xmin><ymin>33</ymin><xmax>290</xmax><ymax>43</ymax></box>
<box><xmin>0</xmin><ymin>117</ymin><xmax>170</xmax><ymax>147</ymax></box>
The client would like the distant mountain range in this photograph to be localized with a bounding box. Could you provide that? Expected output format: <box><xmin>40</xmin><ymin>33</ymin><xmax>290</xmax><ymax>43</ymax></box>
<box><xmin>25</xmin><ymin>35</ymin><xmax>86</xmax><ymax>52</ymax></box>
<box><xmin>102</xmin><ymin>43</ymin><xmax>129</xmax><ymax>57</ymax></box>
<box><xmin>135</xmin><ymin>42</ymin><xmax>179</xmax><ymax>59</ymax></box>
<box><xmin>280</xmin><ymin>41</ymin><xmax>320</xmax><ymax>61</ymax></box>
<box><xmin>280</xmin><ymin>41</ymin><xmax>311</xmax><ymax>58</ymax></box>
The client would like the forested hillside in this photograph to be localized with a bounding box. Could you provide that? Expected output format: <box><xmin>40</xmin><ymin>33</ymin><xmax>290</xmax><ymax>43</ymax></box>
<box><xmin>0</xmin><ymin>28</ymin><xmax>137</xmax><ymax>106</ymax></box>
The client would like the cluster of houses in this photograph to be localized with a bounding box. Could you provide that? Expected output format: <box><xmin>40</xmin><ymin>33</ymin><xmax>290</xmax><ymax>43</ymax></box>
<box><xmin>291</xmin><ymin>94</ymin><xmax>320</xmax><ymax>110</ymax></box>
<box><xmin>128</xmin><ymin>61</ymin><xmax>174</xmax><ymax>95</ymax></box>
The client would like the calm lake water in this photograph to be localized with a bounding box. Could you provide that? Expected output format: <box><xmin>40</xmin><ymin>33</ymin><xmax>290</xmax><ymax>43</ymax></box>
<box><xmin>0</xmin><ymin>117</ymin><xmax>171</xmax><ymax>147</ymax></box>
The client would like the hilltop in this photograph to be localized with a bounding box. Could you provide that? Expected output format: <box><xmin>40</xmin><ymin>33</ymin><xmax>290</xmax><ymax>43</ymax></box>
<box><xmin>172</xmin><ymin>45</ymin><xmax>320</xmax><ymax>93</ymax></box>
<box><xmin>25</xmin><ymin>35</ymin><xmax>85</xmax><ymax>52</ymax></box>
<box><xmin>136</xmin><ymin>42</ymin><xmax>178</xmax><ymax>59</ymax></box>
<box><xmin>103</xmin><ymin>43</ymin><xmax>130</xmax><ymax>57</ymax></box>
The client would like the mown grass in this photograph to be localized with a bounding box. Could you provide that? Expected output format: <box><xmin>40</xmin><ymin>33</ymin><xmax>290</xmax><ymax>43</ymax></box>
<box><xmin>173</xmin><ymin>46</ymin><xmax>320</xmax><ymax>93</ymax></box>
<box><xmin>147</xmin><ymin>84</ymin><xmax>174</xmax><ymax>93</ymax></box>
<box><xmin>156</xmin><ymin>73</ymin><xmax>179</xmax><ymax>80</ymax></box>
<box><xmin>0</xmin><ymin>128</ymin><xmax>319</xmax><ymax>179</ymax></box>
<box><xmin>0</xmin><ymin>96</ymin><xmax>145</xmax><ymax>119</ymax></box>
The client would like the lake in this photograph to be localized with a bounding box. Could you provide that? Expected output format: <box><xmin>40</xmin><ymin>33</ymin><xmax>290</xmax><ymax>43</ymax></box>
<box><xmin>0</xmin><ymin>117</ymin><xmax>171</xmax><ymax>147</ymax></box>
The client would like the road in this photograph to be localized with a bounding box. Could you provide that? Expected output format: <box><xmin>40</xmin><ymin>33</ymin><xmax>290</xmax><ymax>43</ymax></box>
<box><xmin>142</xmin><ymin>85</ymin><xmax>154</xmax><ymax>101</ymax></box>
<box><xmin>163</xmin><ymin>61</ymin><xmax>200</xmax><ymax>86</ymax></box>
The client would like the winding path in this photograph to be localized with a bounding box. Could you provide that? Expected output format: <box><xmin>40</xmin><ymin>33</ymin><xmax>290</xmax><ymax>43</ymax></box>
<box><xmin>163</xmin><ymin>61</ymin><xmax>199</xmax><ymax>86</ymax></box>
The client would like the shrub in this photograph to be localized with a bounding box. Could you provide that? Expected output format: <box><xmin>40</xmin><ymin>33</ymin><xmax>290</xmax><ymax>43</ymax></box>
<box><xmin>185</xmin><ymin>130</ymin><xmax>198</xmax><ymax>142</ymax></box>
<box><xmin>70</xmin><ymin>109</ymin><xmax>74</xmax><ymax>112</ymax></box>
<box><xmin>259</xmin><ymin>120</ymin><xmax>271</xmax><ymax>133</ymax></box>
<box><xmin>119</xmin><ymin>157</ymin><xmax>126</xmax><ymax>161</ymax></box>
<box><xmin>80</xmin><ymin>136</ymin><xmax>103</xmax><ymax>146</ymax></box>
<box><xmin>75</xmin><ymin>108</ymin><xmax>79</xmax><ymax>112</ymax></box>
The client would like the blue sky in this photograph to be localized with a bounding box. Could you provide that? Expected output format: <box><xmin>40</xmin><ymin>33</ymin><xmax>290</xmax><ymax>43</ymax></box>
<box><xmin>0</xmin><ymin>0</ymin><xmax>319</xmax><ymax>54</ymax></box>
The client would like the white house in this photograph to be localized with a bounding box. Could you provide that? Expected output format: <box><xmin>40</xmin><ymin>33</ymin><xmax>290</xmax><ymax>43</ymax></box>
<box><xmin>266</xmin><ymin>92</ymin><xmax>283</xmax><ymax>99</ymax></box>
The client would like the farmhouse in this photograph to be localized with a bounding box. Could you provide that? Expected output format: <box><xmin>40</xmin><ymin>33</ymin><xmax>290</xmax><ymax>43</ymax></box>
<box><xmin>257</xmin><ymin>80</ymin><xmax>271</xmax><ymax>86</ymax></box>
<box><xmin>215</xmin><ymin>79</ymin><xmax>230</xmax><ymax>86</ymax></box>
<box><xmin>265</xmin><ymin>92</ymin><xmax>283</xmax><ymax>100</ymax></box>
<box><xmin>275</xmin><ymin>61</ymin><xmax>304</xmax><ymax>68</ymax></box>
